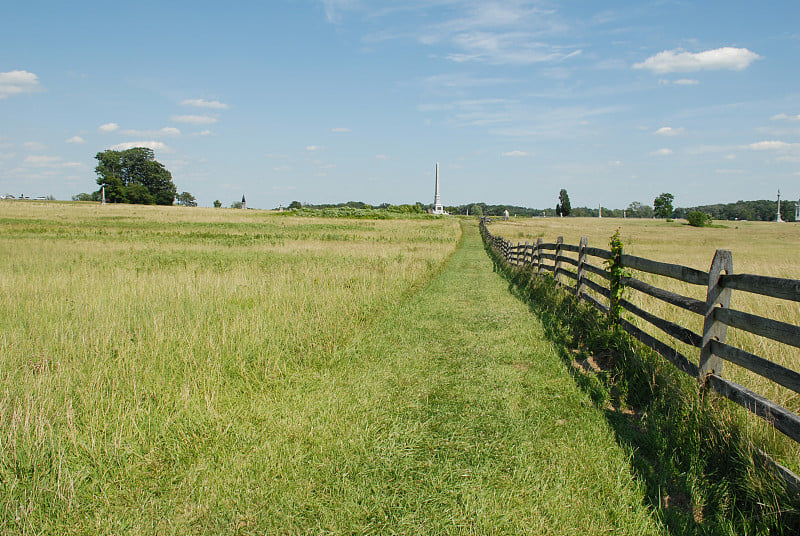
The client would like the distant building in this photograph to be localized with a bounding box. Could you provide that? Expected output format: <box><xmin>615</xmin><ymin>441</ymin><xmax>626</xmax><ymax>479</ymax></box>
<box><xmin>241</xmin><ymin>195</ymin><xmax>247</xmax><ymax>210</ymax></box>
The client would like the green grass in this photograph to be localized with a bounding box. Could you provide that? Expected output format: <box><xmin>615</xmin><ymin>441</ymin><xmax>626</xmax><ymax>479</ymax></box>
<box><xmin>483</xmin><ymin>226</ymin><xmax>800</xmax><ymax>534</ymax></box>
<box><xmin>1</xmin><ymin>204</ymin><xmax>660</xmax><ymax>534</ymax></box>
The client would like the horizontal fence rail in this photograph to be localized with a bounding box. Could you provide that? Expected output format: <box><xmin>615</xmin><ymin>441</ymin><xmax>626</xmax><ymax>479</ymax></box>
<box><xmin>479</xmin><ymin>217</ymin><xmax>800</xmax><ymax>489</ymax></box>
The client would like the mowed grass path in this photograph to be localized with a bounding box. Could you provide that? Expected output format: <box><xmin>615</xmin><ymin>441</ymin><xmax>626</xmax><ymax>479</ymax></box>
<box><xmin>215</xmin><ymin>222</ymin><xmax>660</xmax><ymax>534</ymax></box>
<box><xmin>4</xmin><ymin>214</ymin><xmax>661</xmax><ymax>534</ymax></box>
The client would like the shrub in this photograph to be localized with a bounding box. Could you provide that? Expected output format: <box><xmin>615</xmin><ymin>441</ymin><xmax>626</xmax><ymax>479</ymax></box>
<box><xmin>687</xmin><ymin>211</ymin><xmax>712</xmax><ymax>227</ymax></box>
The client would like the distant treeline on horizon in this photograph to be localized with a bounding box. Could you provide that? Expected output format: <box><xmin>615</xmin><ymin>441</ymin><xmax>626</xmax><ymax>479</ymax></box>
<box><xmin>293</xmin><ymin>199</ymin><xmax>797</xmax><ymax>222</ymax></box>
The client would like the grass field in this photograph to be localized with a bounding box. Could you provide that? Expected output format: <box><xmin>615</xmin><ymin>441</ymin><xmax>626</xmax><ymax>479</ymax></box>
<box><xmin>1</xmin><ymin>203</ymin><xmax>666</xmax><ymax>534</ymax></box>
<box><xmin>491</xmin><ymin>216</ymin><xmax>800</xmax><ymax>476</ymax></box>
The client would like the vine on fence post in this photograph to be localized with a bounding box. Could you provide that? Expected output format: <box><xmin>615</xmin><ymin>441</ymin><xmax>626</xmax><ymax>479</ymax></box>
<box><xmin>606</xmin><ymin>228</ymin><xmax>625</xmax><ymax>321</ymax></box>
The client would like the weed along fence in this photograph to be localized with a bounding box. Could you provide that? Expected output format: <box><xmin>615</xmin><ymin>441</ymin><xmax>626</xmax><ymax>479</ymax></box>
<box><xmin>479</xmin><ymin>218</ymin><xmax>800</xmax><ymax>487</ymax></box>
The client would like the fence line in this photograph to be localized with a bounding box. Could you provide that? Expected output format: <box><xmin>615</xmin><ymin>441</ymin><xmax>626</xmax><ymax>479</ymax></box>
<box><xmin>479</xmin><ymin>217</ymin><xmax>800</xmax><ymax>489</ymax></box>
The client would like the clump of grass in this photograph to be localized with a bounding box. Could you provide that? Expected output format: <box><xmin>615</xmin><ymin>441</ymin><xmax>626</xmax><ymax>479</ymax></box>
<box><xmin>483</xmin><ymin>234</ymin><xmax>800</xmax><ymax>535</ymax></box>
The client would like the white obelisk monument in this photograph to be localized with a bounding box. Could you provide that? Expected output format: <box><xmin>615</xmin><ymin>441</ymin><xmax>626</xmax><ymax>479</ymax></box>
<box><xmin>776</xmin><ymin>189</ymin><xmax>783</xmax><ymax>222</ymax></box>
<box><xmin>433</xmin><ymin>162</ymin><xmax>445</xmax><ymax>215</ymax></box>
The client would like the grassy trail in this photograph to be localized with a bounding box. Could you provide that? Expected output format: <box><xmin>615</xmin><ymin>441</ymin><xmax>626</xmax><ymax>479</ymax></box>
<box><xmin>9</xmin><ymin>219</ymin><xmax>662</xmax><ymax>534</ymax></box>
<box><xmin>238</xmin><ymin>221</ymin><xmax>662</xmax><ymax>534</ymax></box>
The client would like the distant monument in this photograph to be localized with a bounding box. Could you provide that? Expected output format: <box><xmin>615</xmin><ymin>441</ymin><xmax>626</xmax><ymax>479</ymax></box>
<box><xmin>241</xmin><ymin>195</ymin><xmax>247</xmax><ymax>210</ymax></box>
<box><xmin>432</xmin><ymin>162</ymin><xmax>445</xmax><ymax>215</ymax></box>
<box><xmin>776</xmin><ymin>189</ymin><xmax>783</xmax><ymax>222</ymax></box>
<box><xmin>502</xmin><ymin>209</ymin><xmax>510</xmax><ymax>221</ymax></box>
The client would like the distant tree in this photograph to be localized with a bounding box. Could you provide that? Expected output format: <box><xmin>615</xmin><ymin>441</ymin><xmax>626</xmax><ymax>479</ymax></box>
<box><xmin>176</xmin><ymin>191</ymin><xmax>197</xmax><ymax>207</ymax></box>
<box><xmin>231</xmin><ymin>200</ymin><xmax>243</xmax><ymax>209</ymax></box>
<box><xmin>288</xmin><ymin>200</ymin><xmax>302</xmax><ymax>210</ymax></box>
<box><xmin>470</xmin><ymin>204</ymin><xmax>483</xmax><ymax>217</ymax></box>
<box><xmin>213</xmin><ymin>199</ymin><xmax>222</xmax><ymax>208</ymax></box>
<box><xmin>687</xmin><ymin>211</ymin><xmax>713</xmax><ymax>227</ymax></box>
<box><xmin>72</xmin><ymin>192</ymin><xmax>98</xmax><ymax>202</ymax></box>
<box><xmin>627</xmin><ymin>201</ymin><xmax>653</xmax><ymax>218</ymax></box>
<box><xmin>653</xmin><ymin>192</ymin><xmax>675</xmax><ymax>219</ymax></box>
<box><xmin>555</xmin><ymin>203</ymin><xmax>562</xmax><ymax>217</ymax></box>
<box><xmin>94</xmin><ymin>147</ymin><xmax>176</xmax><ymax>205</ymax></box>
<box><xmin>558</xmin><ymin>189</ymin><xmax>571</xmax><ymax>216</ymax></box>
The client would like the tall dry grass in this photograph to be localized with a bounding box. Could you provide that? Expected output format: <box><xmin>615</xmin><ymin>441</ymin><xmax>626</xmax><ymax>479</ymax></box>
<box><xmin>0</xmin><ymin>201</ymin><xmax>460</xmax><ymax>531</ymax></box>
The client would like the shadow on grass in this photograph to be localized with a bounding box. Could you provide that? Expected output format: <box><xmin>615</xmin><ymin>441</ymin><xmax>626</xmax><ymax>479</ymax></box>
<box><xmin>485</xmin><ymin>243</ymin><xmax>800</xmax><ymax>536</ymax></box>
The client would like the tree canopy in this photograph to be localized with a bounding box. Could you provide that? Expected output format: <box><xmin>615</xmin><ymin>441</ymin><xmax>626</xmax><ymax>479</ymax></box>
<box><xmin>176</xmin><ymin>191</ymin><xmax>197</xmax><ymax>207</ymax></box>
<box><xmin>558</xmin><ymin>189</ymin><xmax>571</xmax><ymax>216</ymax></box>
<box><xmin>653</xmin><ymin>192</ymin><xmax>675</xmax><ymax>219</ymax></box>
<box><xmin>94</xmin><ymin>147</ymin><xmax>176</xmax><ymax>205</ymax></box>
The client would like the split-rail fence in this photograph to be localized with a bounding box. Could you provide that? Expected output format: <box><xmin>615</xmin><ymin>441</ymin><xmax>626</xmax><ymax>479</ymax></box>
<box><xmin>479</xmin><ymin>217</ymin><xmax>800</xmax><ymax>489</ymax></box>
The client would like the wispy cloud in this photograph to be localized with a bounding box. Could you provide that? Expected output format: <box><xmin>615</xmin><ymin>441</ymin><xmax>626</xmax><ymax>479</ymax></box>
<box><xmin>331</xmin><ymin>127</ymin><xmax>351</xmax><ymax>132</ymax></box>
<box><xmin>743</xmin><ymin>140</ymin><xmax>800</xmax><ymax>151</ymax></box>
<box><xmin>501</xmin><ymin>150</ymin><xmax>529</xmax><ymax>157</ymax></box>
<box><xmin>306</xmin><ymin>145</ymin><xmax>321</xmax><ymax>151</ymax></box>
<box><xmin>654</xmin><ymin>126</ymin><xmax>684</xmax><ymax>136</ymax></box>
<box><xmin>0</xmin><ymin>70</ymin><xmax>42</xmax><ymax>99</ymax></box>
<box><xmin>181</xmin><ymin>98</ymin><xmax>229</xmax><ymax>109</ymax></box>
<box><xmin>771</xmin><ymin>113</ymin><xmax>800</xmax><ymax>121</ymax></box>
<box><xmin>23</xmin><ymin>155</ymin><xmax>82</xmax><ymax>168</ymax></box>
<box><xmin>121</xmin><ymin>127</ymin><xmax>181</xmax><ymax>137</ymax></box>
<box><xmin>66</xmin><ymin>136</ymin><xmax>85</xmax><ymax>144</ymax></box>
<box><xmin>650</xmin><ymin>148</ymin><xmax>674</xmax><ymax>156</ymax></box>
<box><xmin>634</xmin><ymin>47</ymin><xmax>760</xmax><ymax>74</ymax></box>
<box><xmin>375</xmin><ymin>154</ymin><xmax>389</xmax><ymax>160</ymax></box>
<box><xmin>98</xmin><ymin>122</ymin><xmax>119</xmax><ymax>133</ymax></box>
<box><xmin>109</xmin><ymin>141</ymin><xmax>171</xmax><ymax>152</ymax></box>
<box><xmin>170</xmin><ymin>114</ymin><xmax>218</xmax><ymax>125</ymax></box>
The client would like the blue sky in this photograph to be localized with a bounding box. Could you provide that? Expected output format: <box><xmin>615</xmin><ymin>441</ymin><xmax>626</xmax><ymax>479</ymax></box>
<box><xmin>2</xmin><ymin>1</ymin><xmax>799</xmax><ymax>209</ymax></box>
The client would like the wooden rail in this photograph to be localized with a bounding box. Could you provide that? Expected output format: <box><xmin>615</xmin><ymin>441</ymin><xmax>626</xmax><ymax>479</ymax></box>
<box><xmin>479</xmin><ymin>217</ymin><xmax>800</xmax><ymax>489</ymax></box>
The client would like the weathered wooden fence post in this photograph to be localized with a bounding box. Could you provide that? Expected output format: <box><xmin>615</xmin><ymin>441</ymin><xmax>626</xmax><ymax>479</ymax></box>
<box><xmin>577</xmin><ymin>236</ymin><xmax>588</xmax><ymax>298</ymax></box>
<box><xmin>699</xmin><ymin>249</ymin><xmax>734</xmax><ymax>383</ymax></box>
<box><xmin>535</xmin><ymin>237</ymin><xmax>543</xmax><ymax>274</ymax></box>
<box><xmin>524</xmin><ymin>240</ymin><xmax>530</xmax><ymax>266</ymax></box>
<box><xmin>555</xmin><ymin>236</ymin><xmax>564</xmax><ymax>284</ymax></box>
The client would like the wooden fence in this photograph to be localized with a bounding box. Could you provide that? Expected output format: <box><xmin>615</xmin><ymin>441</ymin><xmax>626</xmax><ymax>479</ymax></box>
<box><xmin>479</xmin><ymin>217</ymin><xmax>800</xmax><ymax>488</ymax></box>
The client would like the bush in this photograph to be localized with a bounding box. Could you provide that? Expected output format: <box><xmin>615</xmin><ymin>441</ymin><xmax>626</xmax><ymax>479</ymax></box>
<box><xmin>687</xmin><ymin>211</ymin><xmax>712</xmax><ymax>227</ymax></box>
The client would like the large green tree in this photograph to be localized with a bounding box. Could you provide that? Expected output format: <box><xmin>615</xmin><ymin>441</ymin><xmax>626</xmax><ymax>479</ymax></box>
<box><xmin>94</xmin><ymin>147</ymin><xmax>177</xmax><ymax>205</ymax></box>
<box><xmin>653</xmin><ymin>192</ymin><xmax>675</xmax><ymax>219</ymax></box>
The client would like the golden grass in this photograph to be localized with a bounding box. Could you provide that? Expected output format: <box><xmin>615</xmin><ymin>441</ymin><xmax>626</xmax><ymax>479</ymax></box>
<box><xmin>491</xmin><ymin>216</ymin><xmax>800</xmax><ymax>472</ymax></box>
<box><xmin>0</xmin><ymin>201</ymin><xmax>461</xmax><ymax>530</ymax></box>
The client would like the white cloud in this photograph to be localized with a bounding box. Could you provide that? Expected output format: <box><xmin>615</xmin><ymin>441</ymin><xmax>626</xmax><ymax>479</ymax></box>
<box><xmin>673</xmin><ymin>78</ymin><xmax>699</xmax><ymax>85</ymax></box>
<box><xmin>22</xmin><ymin>141</ymin><xmax>46</xmax><ymax>151</ymax></box>
<box><xmin>23</xmin><ymin>155</ymin><xmax>83</xmax><ymax>168</ymax></box>
<box><xmin>24</xmin><ymin>155</ymin><xmax>61</xmax><ymax>166</ymax></box>
<box><xmin>770</xmin><ymin>113</ymin><xmax>800</xmax><ymax>121</ymax></box>
<box><xmin>375</xmin><ymin>154</ymin><xmax>389</xmax><ymax>160</ymax></box>
<box><xmin>715</xmin><ymin>169</ymin><xmax>745</xmax><ymax>174</ymax></box>
<box><xmin>634</xmin><ymin>47</ymin><xmax>760</xmax><ymax>74</ymax></box>
<box><xmin>501</xmin><ymin>150</ymin><xmax>529</xmax><ymax>157</ymax></box>
<box><xmin>654</xmin><ymin>126</ymin><xmax>684</xmax><ymax>136</ymax></box>
<box><xmin>306</xmin><ymin>145</ymin><xmax>321</xmax><ymax>151</ymax></box>
<box><xmin>120</xmin><ymin>127</ymin><xmax>181</xmax><ymax>137</ymax></box>
<box><xmin>609</xmin><ymin>160</ymin><xmax>622</xmax><ymax>166</ymax></box>
<box><xmin>98</xmin><ymin>122</ymin><xmax>119</xmax><ymax>133</ymax></box>
<box><xmin>331</xmin><ymin>127</ymin><xmax>351</xmax><ymax>132</ymax></box>
<box><xmin>744</xmin><ymin>140</ymin><xmax>800</xmax><ymax>151</ymax></box>
<box><xmin>109</xmin><ymin>141</ymin><xmax>171</xmax><ymax>152</ymax></box>
<box><xmin>66</xmin><ymin>136</ymin><xmax>85</xmax><ymax>144</ymax></box>
<box><xmin>0</xmin><ymin>70</ymin><xmax>42</xmax><ymax>99</ymax></box>
<box><xmin>192</xmin><ymin>129</ymin><xmax>214</xmax><ymax>137</ymax></box>
<box><xmin>170</xmin><ymin>114</ymin><xmax>218</xmax><ymax>125</ymax></box>
<box><xmin>650</xmin><ymin>148</ymin><xmax>674</xmax><ymax>156</ymax></box>
<box><xmin>180</xmin><ymin>98</ymin><xmax>229</xmax><ymax>110</ymax></box>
